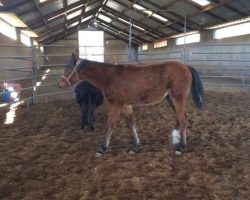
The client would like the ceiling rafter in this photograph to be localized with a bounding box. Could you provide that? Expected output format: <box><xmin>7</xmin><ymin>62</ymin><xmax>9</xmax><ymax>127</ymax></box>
<box><xmin>41</xmin><ymin>20</ymin><xmax>90</xmax><ymax>44</ymax></box>
<box><xmin>32</xmin><ymin>0</ymin><xmax>55</xmax><ymax>40</ymax></box>
<box><xmin>0</xmin><ymin>0</ymin><xmax>30</xmax><ymax>11</ymax></box>
<box><xmin>38</xmin><ymin>6</ymin><xmax>99</xmax><ymax>40</ymax></box>
<box><xmin>126</xmin><ymin>0</ymin><xmax>198</xmax><ymax>30</ymax></box>
<box><xmin>96</xmin><ymin>23</ymin><xmax>140</xmax><ymax>46</ymax></box>
<box><xmin>189</xmin><ymin>0</ymin><xmax>234</xmax><ymax>17</ymax></box>
<box><xmin>101</xmin><ymin>6</ymin><xmax>164</xmax><ymax>39</ymax></box>
<box><xmin>185</xmin><ymin>0</ymin><xmax>227</xmax><ymax>22</ymax></box>
<box><xmin>224</xmin><ymin>4</ymin><xmax>248</xmax><ymax>17</ymax></box>
<box><xmin>63</xmin><ymin>0</ymin><xmax>68</xmax><ymax>31</ymax></box>
<box><xmin>124</xmin><ymin>3</ymin><xmax>188</xmax><ymax>41</ymax></box>
<box><xmin>95</xmin><ymin>18</ymin><xmax>149</xmax><ymax>43</ymax></box>
<box><xmin>102</xmin><ymin>5</ymin><xmax>169</xmax><ymax>37</ymax></box>
<box><xmin>29</xmin><ymin>0</ymin><xmax>91</xmax><ymax>29</ymax></box>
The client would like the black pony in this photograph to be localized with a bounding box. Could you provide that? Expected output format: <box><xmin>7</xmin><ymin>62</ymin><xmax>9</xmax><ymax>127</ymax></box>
<box><xmin>75</xmin><ymin>81</ymin><xmax>104</xmax><ymax>130</ymax></box>
<box><xmin>65</xmin><ymin>53</ymin><xmax>104</xmax><ymax>131</ymax></box>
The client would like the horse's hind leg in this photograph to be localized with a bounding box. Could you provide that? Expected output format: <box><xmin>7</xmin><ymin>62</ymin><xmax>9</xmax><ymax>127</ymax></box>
<box><xmin>122</xmin><ymin>105</ymin><xmax>140</xmax><ymax>154</ymax></box>
<box><xmin>171</xmin><ymin>98</ymin><xmax>187</xmax><ymax>155</ymax></box>
<box><xmin>95</xmin><ymin>103</ymin><xmax>121</xmax><ymax>157</ymax></box>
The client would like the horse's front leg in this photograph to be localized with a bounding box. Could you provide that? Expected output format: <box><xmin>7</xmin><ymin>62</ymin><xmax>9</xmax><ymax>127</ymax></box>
<box><xmin>95</xmin><ymin>103</ymin><xmax>121</xmax><ymax>157</ymax></box>
<box><xmin>122</xmin><ymin>105</ymin><xmax>140</xmax><ymax>154</ymax></box>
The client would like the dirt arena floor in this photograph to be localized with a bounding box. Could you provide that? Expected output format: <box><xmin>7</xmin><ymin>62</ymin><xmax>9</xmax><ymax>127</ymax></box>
<box><xmin>0</xmin><ymin>91</ymin><xmax>250</xmax><ymax>200</ymax></box>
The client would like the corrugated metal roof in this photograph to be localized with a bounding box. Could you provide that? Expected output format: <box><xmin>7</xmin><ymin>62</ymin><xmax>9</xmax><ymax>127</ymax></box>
<box><xmin>0</xmin><ymin>0</ymin><xmax>249</xmax><ymax>45</ymax></box>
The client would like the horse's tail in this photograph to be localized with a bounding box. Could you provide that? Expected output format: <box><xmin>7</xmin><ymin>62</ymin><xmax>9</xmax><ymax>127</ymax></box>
<box><xmin>188</xmin><ymin>66</ymin><xmax>204</xmax><ymax>110</ymax></box>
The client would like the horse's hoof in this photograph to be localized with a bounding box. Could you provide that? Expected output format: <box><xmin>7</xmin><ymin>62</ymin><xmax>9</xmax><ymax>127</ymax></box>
<box><xmin>129</xmin><ymin>145</ymin><xmax>139</xmax><ymax>154</ymax></box>
<box><xmin>129</xmin><ymin>150</ymin><xmax>136</xmax><ymax>155</ymax></box>
<box><xmin>95</xmin><ymin>152</ymin><xmax>103</xmax><ymax>157</ymax></box>
<box><xmin>175</xmin><ymin>150</ymin><xmax>182</xmax><ymax>156</ymax></box>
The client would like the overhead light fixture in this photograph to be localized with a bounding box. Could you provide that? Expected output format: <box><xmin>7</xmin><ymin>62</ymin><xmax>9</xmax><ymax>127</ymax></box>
<box><xmin>133</xmin><ymin>4</ymin><xmax>168</xmax><ymax>22</ymax></box>
<box><xmin>39</xmin><ymin>0</ymin><xmax>48</xmax><ymax>3</ymax></box>
<box><xmin>68</xmin><ymin>21</ymin><xmax>79</xmax><ymax>28</ymax></box>
<box><xmin>48</xmin><ymin>5</ymin><xmax>83</xmax><ymax>21</ymax></box>
<box><xmin>66</xmin><ymin>10</ymin><xmax>81</xmax><ymax>20</ymax></box>
<box><xmin>191</xmin><ymin>0</ymin><xmax>210</xmax><ymax>6</ymax></box>
<box><xmin>0</xmin><ymin>2</ymin><xmax>3</xmax><ymax>6</ymax></box>
<box><xmin>118</xmin><ymin>17</ymin><xmax>146</xmax><ymax>31</ymax></box>
<box><xmin>48</xmin><ymin>13</ymin><xmax>65</xmax><ymax>21</ymax></box>
<box><xmin>98</xmin><ymin>14</ymin><xmax>112</xmax><ymax>23</ymax></box>
<box><xmin>102</xmin><ymin>0</ymin><xmax>108</xmax><ymax>5</ymax></box>
<box><xmin>81</xmin><ymin>15</ymin><xmax>93</xmax><ymax>23</ymax></box>
<box><xmin>0</xmin><ymin>12</ymin><xmax>27</xmax><ymax>27</ymax></box>
<box><xmin>21</xmin><ymin>30</ymin><xmax>38</xmax><ymax>37</ymax></box>
<box><xmin>67</xmin><ymin>5</ymin><xmax>84</xmax><ymax>13</ymax></box>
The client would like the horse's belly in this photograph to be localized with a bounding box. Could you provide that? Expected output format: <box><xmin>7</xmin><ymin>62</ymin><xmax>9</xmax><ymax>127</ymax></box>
<box><xmin>134</xmin><ymin>91</ymin><xmax>168</xmax><ymax>105</ymax></box>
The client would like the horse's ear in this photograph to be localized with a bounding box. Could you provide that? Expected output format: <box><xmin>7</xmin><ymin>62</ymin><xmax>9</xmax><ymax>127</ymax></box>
<box><xmin>71</xmin><ymin>53</ymin><xmax>77</xmax><ymax>64</ymax></box>
<box><xmin>75</xmin><ymin>48</ymin><xmax>80</xmax><ymax>59</ymax></box>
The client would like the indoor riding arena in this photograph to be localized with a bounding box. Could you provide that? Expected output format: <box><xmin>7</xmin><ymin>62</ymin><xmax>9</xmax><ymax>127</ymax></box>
<box><xmin>0</xmin><ymin>0</ymin><xmax>250</xmax><ymax>200</ymax></box>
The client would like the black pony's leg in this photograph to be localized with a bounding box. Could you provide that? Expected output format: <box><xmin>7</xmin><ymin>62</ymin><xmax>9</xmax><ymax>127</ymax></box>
<box><xmin>82</xmin><ymin>97</ymin><xmax>89</xmax><ymax>129</ymax></box>
<box><xmin>89</xmin><ymin>96</ymin><xmax>96</xmax><ymax>131</ymax></box>
<box><xmin>80</xmin><ymin>103</ymin><xmax>87</xmax><ymax>129</ymax></box>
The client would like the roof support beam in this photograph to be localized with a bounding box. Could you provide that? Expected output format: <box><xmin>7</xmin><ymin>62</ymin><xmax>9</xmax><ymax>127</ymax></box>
<box><xmin>103</xmin><ymin>6</ymin><xmax>166</xmax><ymax>39</ymax></box>
<box><xmin>40</xmin><ymin>22</ymin><xmax>85</xmax><ymax>44</ymax></box>
<box><xmin>38</xmin><ymin>7</ymin><xmax>99</xmax><ymax>39</ymax></box>
<box><xmin>0</xmin><ymin>0</ymin><xmax>30</xmax><ymax>11</ymax></box>
<box><xmin>184</xmin><ymin>0</ymin><xmax>226</xmax><ymax>22</ymax></box>
<box><xmin>29</xmin><ymin>0</ymin><xmax>91</xmax><ymax>29</ymax></box>
<box><xmin>32</xmin><ymin>0</ymin><xmax>55</xmax><ymax>40</ymax></box>
<box><xmin>95</xmin><ymin>18</ymin><xmax>149</xmax><ymax>43</ymax></box>
<box><xmin>96</xmin><ymin>24</ymin><xmax>140</xmax><ymax>46</ymax></box>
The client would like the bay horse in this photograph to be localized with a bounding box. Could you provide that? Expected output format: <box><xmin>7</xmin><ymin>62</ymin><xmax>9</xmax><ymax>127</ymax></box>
<box><xmin>58</xmin><ymin>53</ymin><xmax>204</xmax><ymax>157</ymax></box>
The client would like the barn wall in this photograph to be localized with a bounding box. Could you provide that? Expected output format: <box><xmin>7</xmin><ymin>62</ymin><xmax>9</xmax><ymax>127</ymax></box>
<box><xmin>44</xmin><ymin>33</ymin><xmax>78</xmax><ymax>65</ymax></box>
<box><xmin>0</xmin><ymin>33</ymin><xmax>44</xmax><ymax>82</ymax></box>
<box><xmin>139</xmin><ymin>30</ymin><xmax>250</xmax><ymax>81</ymax></box>
<box><xmin>140</xmin><ymin>30</ymin><xmax>250</xmax><ymax>68</ymax></box>
<box><xmin>44</xmin><ymin>31</ymin><xmax>136</xmax><ymax>65</ymax></box>
<box><xmin>104</xmin><ymin>34</ymin><xmax>137</xmax><ymax>63</ymax></box>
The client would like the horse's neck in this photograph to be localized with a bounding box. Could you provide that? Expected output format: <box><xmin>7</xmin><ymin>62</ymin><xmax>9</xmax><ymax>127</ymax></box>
<box><xmin>79</xmin><ymin>63</ymin><xmax>115</xmax><ymax>91</ymax></box>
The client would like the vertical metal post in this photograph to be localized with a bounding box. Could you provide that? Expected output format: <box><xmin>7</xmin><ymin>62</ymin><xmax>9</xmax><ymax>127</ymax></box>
<box><xmin>15</xmin><ymin>28</ymin><xmax>21</xmax><ymax>43</ymax></box>
<box><xmin>242</xmin><ymin>71</ymin><xmax>245</xmax><ymax>86</ymax></box>
<box><xmin>128</xmin><ymin>17</ymin><xmax>132</xmax><ymax>62</ymax></box>
<box><xmin>30</xmin><ymin>38</ymin><xmax>37</xmax><ymax>104</ymax></box>
<box><xmin>183</xmin><ymin>15</ymin><xmax>187</xmax><ymax>64</ymax></box>
<box><xmin>137</xmin><ymin>46</ymin><xmax>141</xmax><ymax>64</ymax></box>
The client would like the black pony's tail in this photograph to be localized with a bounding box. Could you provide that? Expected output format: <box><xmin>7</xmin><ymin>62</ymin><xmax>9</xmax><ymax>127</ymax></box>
<box><xmin>188</xmin><ymin>66</ymin><xmax>204</xmax><ymax>110</ymax></box>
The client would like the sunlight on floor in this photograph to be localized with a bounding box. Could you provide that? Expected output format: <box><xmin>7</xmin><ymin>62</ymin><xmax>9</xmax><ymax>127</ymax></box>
<box><xmin>2</xmin><ymin>69</ymin><xmax>51</xmax><ymax>125</ymax></box>
<box><xmin>0</xmin><ymin>103</ymin><xmax>8</xmax><ymax>107</ymax></box>
<box><xmin>4</xmin><ymin>101</ymin><xmax>24</xmax><ymax>125</ymax></box>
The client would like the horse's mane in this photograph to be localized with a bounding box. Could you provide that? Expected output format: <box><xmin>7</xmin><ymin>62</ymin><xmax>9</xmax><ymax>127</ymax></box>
<box><xmin>79</xmin><ymin>59</ymin><xmax>124</xmax><ymax>69</ymax></box>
